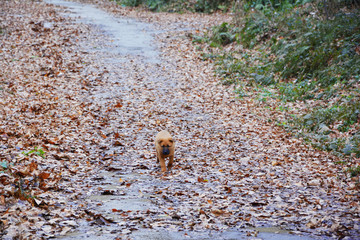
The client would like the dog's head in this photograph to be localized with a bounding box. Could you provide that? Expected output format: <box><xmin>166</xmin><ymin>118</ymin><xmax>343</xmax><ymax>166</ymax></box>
<box><xmin>158</xmin><ymin>138</ymin><xmax>174</xmax><ymax>155</ymax></box>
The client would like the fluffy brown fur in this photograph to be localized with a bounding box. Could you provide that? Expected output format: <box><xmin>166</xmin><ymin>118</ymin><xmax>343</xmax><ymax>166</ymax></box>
<box><xmin>155</xmin><ymin>130</ymin><xmax>175</xmax><ymax>172</ymax></box>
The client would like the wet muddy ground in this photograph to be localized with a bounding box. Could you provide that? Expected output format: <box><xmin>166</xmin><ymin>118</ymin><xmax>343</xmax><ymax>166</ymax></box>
<box><xmin>1</xmin><ymin>0</ymin><xmax>359</xmax><ymax>239</ymax></box>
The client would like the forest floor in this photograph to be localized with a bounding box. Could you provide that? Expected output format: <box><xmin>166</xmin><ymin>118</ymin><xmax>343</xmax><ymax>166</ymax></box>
<box><xmin>0</xmin><ymin>0</ymin><xmax>359</xmax><ymax>239</ymax></box>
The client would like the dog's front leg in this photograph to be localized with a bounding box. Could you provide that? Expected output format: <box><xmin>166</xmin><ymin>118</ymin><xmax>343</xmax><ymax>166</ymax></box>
<box><xmin>167</xmin><ymin>155</ymin><xmax>174</xmax><ymax>170</ymax></box>
<box><xmin>159</xmin><ymin>157</ymin><xmax>167</xmax><ymax>172</ymax></box>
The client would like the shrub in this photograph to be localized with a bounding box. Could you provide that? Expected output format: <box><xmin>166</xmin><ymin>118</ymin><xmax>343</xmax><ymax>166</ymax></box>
<box><xmin>209</xmin><ymin>22</ymin><xmax>238</xmax><ymax>47</ymax></box>
<box><xmin>239</xmin><ymin>11</ymin><xmax>274</xmax><ymax>49</ymax></box>
<box><xmin>117</xmin><ymin>0</ymin><xmax>234</xmax><ymax>12</ymax></box>
<box><xmin>119</xmin><ymin>0</ymin><xmax>143</xmax><ymax>7</ymax></box>
<box><xmin>205</xmin><ymin>1</ymin><xmax>360</xmax><ymax>158</ymax></box>
<box><xmin>273</xmin><ymin>12</ymin><xmax>360</xmax><ymax>90</ymax></box>
<box><xmin>194</xmin><ymin>0</ymin><xmax>233</xmax><ymax>12</ymax></box>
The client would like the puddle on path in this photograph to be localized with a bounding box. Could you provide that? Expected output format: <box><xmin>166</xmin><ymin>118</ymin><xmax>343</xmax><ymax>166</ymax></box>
<box><xmin>47</xmin><ymin>1</ymin><xmax>317</xmax><ymax>239</ymax></box>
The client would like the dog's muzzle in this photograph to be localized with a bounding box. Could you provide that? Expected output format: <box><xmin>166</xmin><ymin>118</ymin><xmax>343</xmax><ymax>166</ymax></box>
<box><xmin>162</xmin><ymin>147</ymin><xmax>170</xmax><ymax>155</ymax></box>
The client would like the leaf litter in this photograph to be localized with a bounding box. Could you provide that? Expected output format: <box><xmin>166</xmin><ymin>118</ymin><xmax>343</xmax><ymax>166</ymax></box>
<box><xmin>0</xmin><ymin>0</ymin><xmax>359</xmax><ymax>239</ymax></box>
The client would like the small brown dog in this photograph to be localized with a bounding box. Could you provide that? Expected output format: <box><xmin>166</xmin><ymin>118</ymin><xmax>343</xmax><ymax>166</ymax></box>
<box><xmin>155</xmin><ymin>130</ymin><xmax>175</xmax><ymax>172</ymax></box>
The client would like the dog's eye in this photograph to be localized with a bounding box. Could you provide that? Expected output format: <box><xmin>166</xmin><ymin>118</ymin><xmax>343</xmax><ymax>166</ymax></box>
<box><xmin>169</xmin><ymin>140</ymin><xmax>173</xmax><ymax>143</ymax></box>
<box><xmin>158</xmin><ymin>140</ymin><xmax>163</xmax><ymax>144</ymax></box>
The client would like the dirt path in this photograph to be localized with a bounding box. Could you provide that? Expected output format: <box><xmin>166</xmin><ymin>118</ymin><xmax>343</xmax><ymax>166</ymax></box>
<box><xmin>0</xmin><ymin>0</ymin><xmax>359</xmax><ymax>239</ymax></box>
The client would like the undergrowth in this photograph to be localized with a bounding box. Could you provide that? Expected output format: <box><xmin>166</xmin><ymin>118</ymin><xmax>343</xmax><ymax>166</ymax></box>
<box><xmin>116</xmin><ymin>0</ymin><xmax>233</xmax><ymax>12</ymax></box>
<box><xmin>194</xmin><ymin>1</ymin><xmax>360</xmax><ymax>159</ymax></box>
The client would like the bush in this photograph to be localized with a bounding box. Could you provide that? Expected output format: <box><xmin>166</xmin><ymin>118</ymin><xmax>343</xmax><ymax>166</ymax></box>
<box><xmin>194</xmin><ymin>0</ymin><xmax>233</xmax><ymax>12</ymax></box>
<box><xmin>217</xmin><ymin>3</ymin><xmax>360</xmax><ymax>95</ymax></box>
<box><xmin>273</xmin><ymin>12</ymin><xmax>360</xmax><ymax>90</ymax></box>
<box><xmin>117</xmin><ymin>0</ymin><xmax>234</xmax><ymax>12</ymax></box>
<box><xmin>239</xmin><ymin>11</ymin><xmax>274</xmax><ymax>49</ymax></box>
<box><xmin>203</xmin><ymin>1</ymin><xmax>360</xmax><ymax>158</ymax></box>
<box><xmin>209</xmin><ymin>22</ymin><xmax>238</xmax><ymax>47</ymax></box>
<box><xmin>119</xmin><ymin>0</ymin><xmax>143</xmax><ymax>7</ymax></box>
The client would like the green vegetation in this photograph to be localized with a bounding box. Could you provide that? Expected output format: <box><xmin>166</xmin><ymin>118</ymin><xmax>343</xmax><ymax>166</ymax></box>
<box><xmin>116</xmin><ymin>0</ymin><xmax>233</xmax><ymax>12</ymax></box>
<box><xmin>208</xmin><ymin>22</ymin><xmax>238</xmax><ymax>47</ymax></box>
<box><xmin>193</xmin><ymin>0</ymin><xmax>360</xmax><ymax>159</ymax></box>
<box><xmin>348</xmin><ymin>165</ymin><xmax>360</xmax><ymax>177</ymax></box>
<box><xmin>22</xmin><ymin>146</ymin><xmax>46</xmax><ymax>158</ymax></box>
